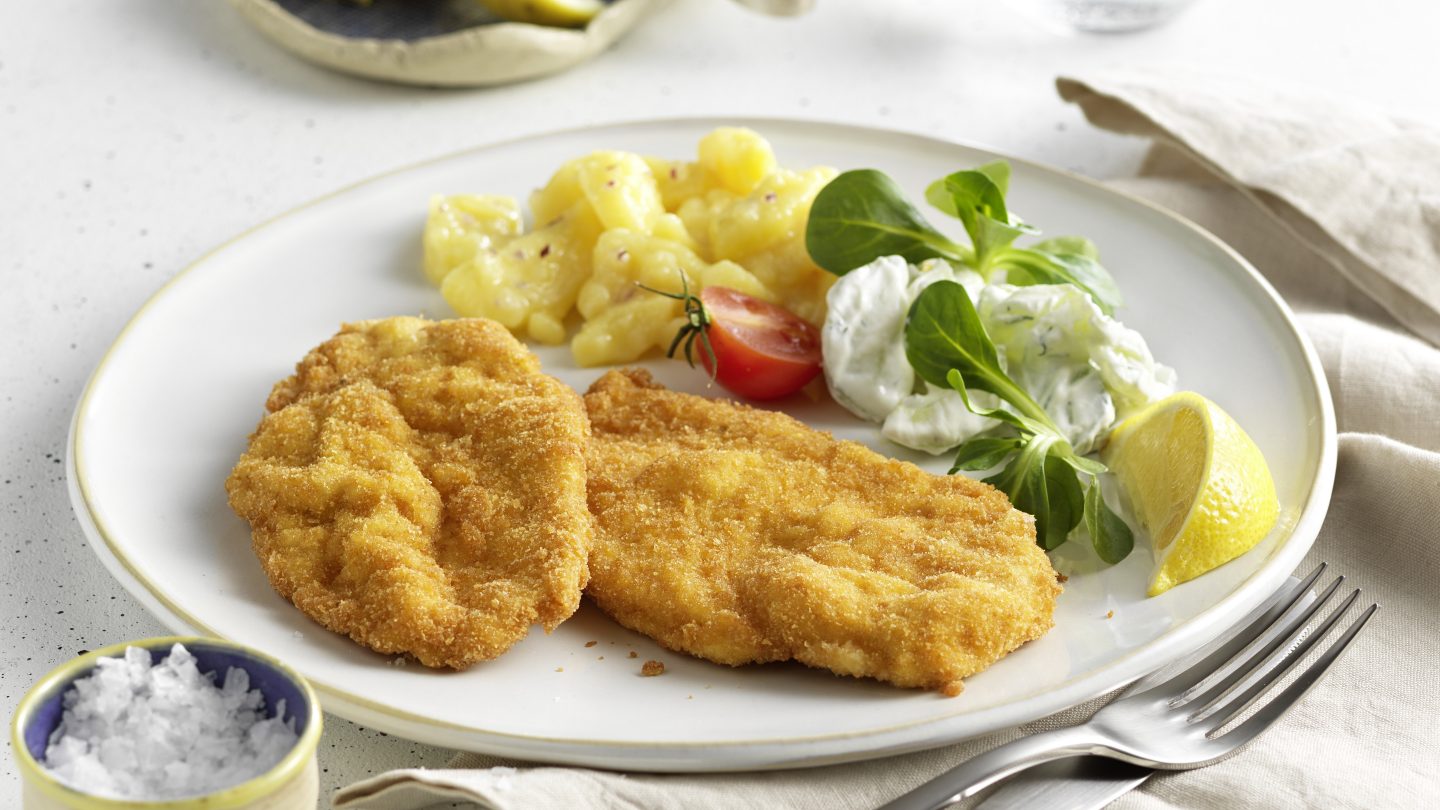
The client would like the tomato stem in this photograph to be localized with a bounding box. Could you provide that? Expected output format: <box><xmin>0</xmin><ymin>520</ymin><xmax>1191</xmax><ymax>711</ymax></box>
<box><xmin>636</xmin><ymin>276</ymin><xmax>718</xmax><ymax>381</ymax></box>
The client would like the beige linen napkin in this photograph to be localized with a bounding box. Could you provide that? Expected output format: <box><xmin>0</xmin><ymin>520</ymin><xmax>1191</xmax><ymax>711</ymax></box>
<box><xmin>334</xmin><ymin>70</ymin><xmax>1439</xmax><ymax>809</ymax></box>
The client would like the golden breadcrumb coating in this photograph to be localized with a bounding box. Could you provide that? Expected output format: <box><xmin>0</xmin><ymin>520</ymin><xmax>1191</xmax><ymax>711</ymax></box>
<box><xmin>583</xmin><ymin>369</ymin><xmax>1060</xmax><ymax>695</ymax></box>
<box><xmin>226</xmin><ymin>317</ymin><xmax>591</xmax><ymax>669</ymax></box>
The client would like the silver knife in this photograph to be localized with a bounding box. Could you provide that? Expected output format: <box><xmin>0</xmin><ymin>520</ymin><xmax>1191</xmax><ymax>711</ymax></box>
<box><xmin>972</xmin><ymin>756</ymin><xmax>1151</xmax><ymax>810</ymax></box>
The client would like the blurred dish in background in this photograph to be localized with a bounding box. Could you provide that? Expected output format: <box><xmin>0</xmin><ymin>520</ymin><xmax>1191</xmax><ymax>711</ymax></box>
<box><xmin>228</xmin><ymin>0</ymin><xmax>669</xmax><ymax>86</ymax></box>
<box><xmin>478</xmin><ymin>0</ymin><xmax>612</xmax><ymax>28</ymax></box>
<box><xmin>731</xmin><ymin>0</ymin><xmax>814</xmax><ymax>15</ymax></box>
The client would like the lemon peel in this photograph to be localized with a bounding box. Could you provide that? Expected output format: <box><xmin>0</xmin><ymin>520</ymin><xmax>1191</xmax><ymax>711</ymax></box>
<box><xmin>1101</xmin><ymin>392</ymin><xmax>1279</xmax><ymax>596</ymax></box>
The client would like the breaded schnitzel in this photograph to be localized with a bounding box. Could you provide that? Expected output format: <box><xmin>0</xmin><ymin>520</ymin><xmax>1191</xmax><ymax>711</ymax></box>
<box><xmin>226</xmin><ymin>317</ymin><xmax>591</xmax><ymax>669</ymax></box>
<box><xmin>583</xmin><ymin>369</ymin><xmax>1060</xmax><ymax>695</ymax></box>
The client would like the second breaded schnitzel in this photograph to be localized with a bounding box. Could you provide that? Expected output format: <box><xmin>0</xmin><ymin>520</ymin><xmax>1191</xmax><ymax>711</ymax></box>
<box><xmin>584</xmin><ymin>369</ymin><xmax>1061</xmax><ymax>695</ymax></box>
<box><xmin>226</xmin><ymin>317</ymin><xmax>591</xmax><ymax>669</ymax></box>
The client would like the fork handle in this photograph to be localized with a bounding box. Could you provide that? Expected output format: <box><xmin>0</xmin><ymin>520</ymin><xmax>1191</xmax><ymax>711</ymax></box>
<box><xmin>877</xmin><ymin>726</ymin><xmax>1105</xmax><ymax>810</ymax></box>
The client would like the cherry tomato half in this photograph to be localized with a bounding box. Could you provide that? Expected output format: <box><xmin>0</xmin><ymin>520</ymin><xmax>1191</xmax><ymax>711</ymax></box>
<box><xmin>696</xmin><ymin>287</ymin><xmax>822</xmax><ymax>400</ymax></box>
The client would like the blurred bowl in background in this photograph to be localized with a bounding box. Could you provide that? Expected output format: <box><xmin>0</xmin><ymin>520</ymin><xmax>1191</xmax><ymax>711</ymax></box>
<box><xmin>229</xmin><ymin>0</ymin><xmax>670</xmax><ymax>87</ymax></box>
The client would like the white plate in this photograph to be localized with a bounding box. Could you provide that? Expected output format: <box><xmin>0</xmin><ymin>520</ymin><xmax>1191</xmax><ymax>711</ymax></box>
<box><xmin>68</xmin><ymin>118</ymin><xmax>1335</xmax><ymax>771</ymax></box>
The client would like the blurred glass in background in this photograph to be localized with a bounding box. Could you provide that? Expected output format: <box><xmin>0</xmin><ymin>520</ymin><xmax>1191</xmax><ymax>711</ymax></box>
<box><xmin>1020</xmin><ymin>0</ymin><xmax>1200</xmax><ymax>32</ymax></box>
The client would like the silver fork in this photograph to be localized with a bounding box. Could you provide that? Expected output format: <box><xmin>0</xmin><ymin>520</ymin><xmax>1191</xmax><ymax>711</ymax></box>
<box><xmin>881</xmin><ymin>563</ymin><xmax>1378</xmax><ymax>810</ymax></box>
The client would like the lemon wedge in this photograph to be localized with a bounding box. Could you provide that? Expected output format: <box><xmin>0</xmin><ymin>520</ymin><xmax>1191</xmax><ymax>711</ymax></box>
<box><xmin>1101</xmin><ymin>392</ymin><xmax>1279</xmax><ymax>597</ymax></box>
<box><xmin>478</xmin><ymin>0</ymin><xmax>606</xmax><ymax>28</ymax></box>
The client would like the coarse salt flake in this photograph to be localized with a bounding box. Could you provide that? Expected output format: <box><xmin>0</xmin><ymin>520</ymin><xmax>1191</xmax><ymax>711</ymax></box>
<box><xmin>41</xmin><ymin>644</ymin><xmax>299</xmax><ymax>800</ymax></box>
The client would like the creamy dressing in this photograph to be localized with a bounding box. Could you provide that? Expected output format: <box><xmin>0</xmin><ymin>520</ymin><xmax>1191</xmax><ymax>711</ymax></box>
<box><xmin>882</xmin><ymin>383</ymin><xmax>999</xmax><ymax>455</ymax></box>
<box><xmin>822</xmin><ymin>256</ymin><xmax>1175</xmax><ymax>456</ymax></box>
<box><xmin>820</xmin><ymin>255</ymin><xmax>917</xmax><ymax>422</ymax></box>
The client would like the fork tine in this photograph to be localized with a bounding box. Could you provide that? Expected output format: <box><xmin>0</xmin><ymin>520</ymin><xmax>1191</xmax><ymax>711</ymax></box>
<box><xmin>1179</xmin><ymin>574</ymin><xmax>1348</xmax><ymax>713</ymax></box>
<box><xmin>1131</xmin><ymin>563</ymin><xmax>1328</xmax><ymax>700</ymax></box>
<box><xmin>1123</xmin><ymin>570</ymin><xmax>1312</xmax><ymax>698</ymax></box>
<box><xmin>1216</xmin><ymin>602</ymin><xmax>1378</xmax><ymax>748</ymax></box>
<box><xmin>1199</xmin><ymin>590</ymin><xmax>1367</xmax><ymax>732</ymax></box>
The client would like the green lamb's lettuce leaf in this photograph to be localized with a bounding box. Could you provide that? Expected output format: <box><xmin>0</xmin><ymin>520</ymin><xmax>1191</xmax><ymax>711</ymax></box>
<box><xmin>985</xmin><ymin>438</ymin><xmax>1086</xmax><ymax>551</ymax></box>
<box><xmin>992</xmin><ymin>246</ymin><xmax>1123</xmax><ymax>315</ymax></box>
<box><xmin>804</xmin><ymin>160</ymin><xmax>1123</xmax><ymax>314</ymax></box>
<box><xmin>904</xmin><ymin>280</ymin><xmax>1053</xmax><ymax>430</ymax></box>
<box><xmin>924</xmin><ymin>160</ymin><xmax>1012</xmax><ymax>216</ymax></box>
<box><xmin>903</xmin><ymin>279</ymin><xmax>1002</xmax><ymax>390</ymax></box>
<box><xmin>805</xmin><ymin>169</ymin><xmax>971</xmax><ymax>275</ymax></box>
<box><xmin>1031</xmin><ymin>235</ymin><xmax>1100</xmax><ymax>259</ymax></box>
<box><xmin>928</xmin><ymin>170</ymin><xmax>1121</xmax><ymax>313</ymax></box>
<box><xmin>925</xmin><ymin>164</ymin><xmax>1038</xmax><ymax>262</ymax></box>
<box><xmin>948</xmin><ymin>436</ymin><xmax>1025</xmax><ymax>473</ymax></box>
<box><xmin>1060</xmin><ymin>451</ymin><xmax>1109</xmax><ymax>477</ymax></box>
<box><xmin>1045</xmin><ymin>450</ymin><xmax>1088</xmax><ymax>548</ymax></box>
<box><xmin>1085</xmin><ymin>482</ymin><xmax>1135</xmax><ymax>564</ymax></box>
<box><xmin>944</xmin><ymin>369</ymin><xmax>1048</xmax><ymax>438</ymax></box>
<box><xmin>904</xmin><ymin>280</ymin><xmax>1132</xmax><ymax>562</ymax></box>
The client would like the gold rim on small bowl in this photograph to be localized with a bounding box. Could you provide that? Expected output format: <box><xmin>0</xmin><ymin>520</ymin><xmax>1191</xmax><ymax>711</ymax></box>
<box><xmin>11</xmin><ymin>636</ymin><xmax>323</xmax><ymax>809</ymax></box>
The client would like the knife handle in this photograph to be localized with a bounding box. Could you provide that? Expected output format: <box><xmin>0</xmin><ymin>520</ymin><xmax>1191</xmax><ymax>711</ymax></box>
<box><xmin>878</xmin><ymin>726</ymin><xmax>1102</xmax><ymax>810</ymax></box>
<box><xmin>973</xmin><ymin>756</ymin><xmax>1153</xmax><ymax>810</ymax></box>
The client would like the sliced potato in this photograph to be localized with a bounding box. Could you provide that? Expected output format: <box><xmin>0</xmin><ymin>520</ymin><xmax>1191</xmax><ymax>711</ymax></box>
<box><xmin>427</xmin><ymin>128</ymin><xmax>835</xmax><ymax>353</ymax></box>
<box><xmin>645</xmin><ymin>156</ymin><xmax>713</xmax><ymax>211</ymax></box>
<box><xmin>441</xmin><ymin>203</ymin><xmax>601</xmax><ymax>343</ymax></box>
<box><xmin>572</xmin><ymin>229</ymin><xmax>774</xmax><ymax>366</ymax></box>
<box><xmin>422</xmin><ymin>195</ymin><xmax>522</xmax><ymax>285</ymax></box>
<box><xmin>698</xmin><ymin>127</ymin><xmax>777</xmax><ymax>195</ymax></box>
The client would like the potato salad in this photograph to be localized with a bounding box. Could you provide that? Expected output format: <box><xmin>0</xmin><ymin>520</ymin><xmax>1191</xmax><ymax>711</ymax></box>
<box><xmin>423</xmin><ymin>128</ymin><xmax>837</xmax><ymax>367</ymax></box>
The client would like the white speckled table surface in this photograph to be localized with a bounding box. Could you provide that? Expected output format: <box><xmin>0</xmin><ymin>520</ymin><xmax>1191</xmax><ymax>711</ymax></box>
<box><xmin>3</xmin><ymin>0</ymin><xmax>1437</xmax><ymax>804</ymax></box>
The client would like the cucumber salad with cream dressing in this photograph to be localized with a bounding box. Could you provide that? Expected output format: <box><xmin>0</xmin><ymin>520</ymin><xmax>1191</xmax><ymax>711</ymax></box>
<box><xmin>805</xmin><ymin>162</ymin><xmax>1175</xmax><ymax>563</ymax></box>
<box><xmin>824</xmin><ymin>255</ymin><xmax>1175</xmax><ymax>456</ymax></box>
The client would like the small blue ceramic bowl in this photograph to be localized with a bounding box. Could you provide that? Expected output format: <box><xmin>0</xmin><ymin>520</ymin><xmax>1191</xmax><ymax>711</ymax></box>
<box><xmin>11</xmin><ymin>636</ymin><xmax>322</xmax><ymax>809</ymax></box>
